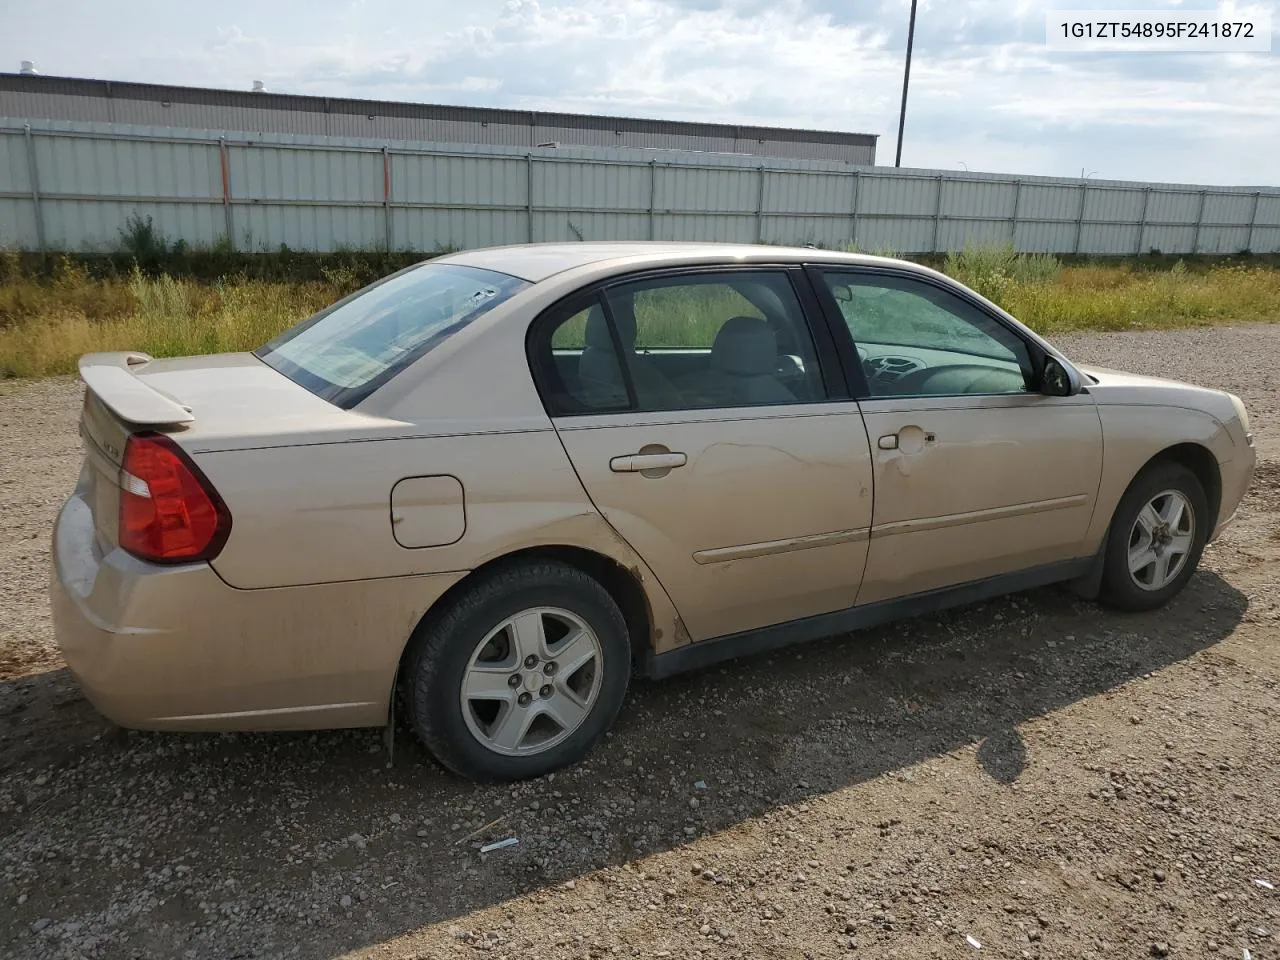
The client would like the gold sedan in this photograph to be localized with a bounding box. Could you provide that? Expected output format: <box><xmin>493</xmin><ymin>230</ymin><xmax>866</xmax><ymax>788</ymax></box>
<box><xmin>52</xmin><ymin>243</ymin><xmax>1256</xmax><ymax>781</ymax></box>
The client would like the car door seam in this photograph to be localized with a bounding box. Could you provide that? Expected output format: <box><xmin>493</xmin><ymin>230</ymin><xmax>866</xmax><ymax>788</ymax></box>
<box><xmin>1080</xmin><ymin>400</ymin><xmax>1108</xmax><ymax>552</ymax></box>
<box><xmin>540</xmin><ymin>416</ymin><xmax>688</xmax><ymax>638</ymax></box>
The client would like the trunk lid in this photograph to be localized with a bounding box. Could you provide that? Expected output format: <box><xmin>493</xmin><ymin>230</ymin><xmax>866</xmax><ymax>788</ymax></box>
<box><xmin>128</xmin><ymin>352</ymin><xmax>387</xmax><ymax>451</ymax></box>
<box><xmin>75</xmin><ymin>351</ymin><xmax>402</xmax><ymax>555</ymax></box>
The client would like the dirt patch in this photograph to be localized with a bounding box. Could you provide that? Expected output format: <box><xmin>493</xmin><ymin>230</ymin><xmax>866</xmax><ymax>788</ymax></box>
<box><xmin>2</xmin><ymin>327</ymin><xmax>1279</xmax><ymax>959</ymax></box>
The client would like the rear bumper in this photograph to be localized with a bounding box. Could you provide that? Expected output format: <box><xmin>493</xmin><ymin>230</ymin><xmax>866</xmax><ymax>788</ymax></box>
<box><xmin>51</xmin><ymin>492</ymin><xmax>464</xmax><ymax>731</ymax></box>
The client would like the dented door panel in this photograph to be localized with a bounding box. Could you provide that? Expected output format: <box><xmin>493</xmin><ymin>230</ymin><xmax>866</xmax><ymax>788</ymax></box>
<box><xmin>857</xmin><ymin>393</ymin><xmax>1103</xmax><ymax>604</ymax></box>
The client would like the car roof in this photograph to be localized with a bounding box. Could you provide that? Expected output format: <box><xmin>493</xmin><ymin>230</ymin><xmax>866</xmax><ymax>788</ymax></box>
<box><xmin>438</xmin><ymin>241</ymin><xmax>906</xmax><ymax>283</ymax></box>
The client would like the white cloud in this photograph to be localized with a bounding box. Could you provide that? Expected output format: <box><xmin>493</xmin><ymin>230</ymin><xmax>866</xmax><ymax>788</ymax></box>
<box><xmin>1</xmin><ymin>0</ymin><xmax>1277</xmax><ymax>184</ymax></box>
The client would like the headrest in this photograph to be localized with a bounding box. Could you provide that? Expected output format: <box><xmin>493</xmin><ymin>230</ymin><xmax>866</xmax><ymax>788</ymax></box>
<box><xmin>711</xmin><ymin>316</ymin><xmax>778</xmax><ymax>376</ymax></box>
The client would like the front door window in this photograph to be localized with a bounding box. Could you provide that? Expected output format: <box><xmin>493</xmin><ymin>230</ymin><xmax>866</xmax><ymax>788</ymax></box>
<box><xmin>821</xmin><ymin>273</ymin><xmax>1033</xmax><ymax>398</ymax></box>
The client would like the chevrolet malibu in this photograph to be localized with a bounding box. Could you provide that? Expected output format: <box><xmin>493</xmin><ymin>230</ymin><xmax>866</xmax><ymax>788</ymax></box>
<box><xmin>52</xmin><ymin>243</ymin><xmax>1256</xmax><ymax>781</ymax></box>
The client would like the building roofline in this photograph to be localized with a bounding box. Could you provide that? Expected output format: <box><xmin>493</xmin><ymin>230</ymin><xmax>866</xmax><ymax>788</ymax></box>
<box><xmin>0</xmin><ymin>72</ymin><xmax>880</xmax><ymax>146</ymax></box>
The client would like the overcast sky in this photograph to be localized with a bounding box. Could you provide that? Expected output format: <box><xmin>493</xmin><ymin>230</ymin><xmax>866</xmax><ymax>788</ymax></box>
<box><xmin>3</xmin><ymin>0</ymin><xmax>1277</xmax><ymax>185</ymax></box>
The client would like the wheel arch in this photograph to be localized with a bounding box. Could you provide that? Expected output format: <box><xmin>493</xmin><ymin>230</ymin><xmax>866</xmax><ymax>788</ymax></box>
<box><xmin>1073</xmin><ymin>440</ymin><xmax>1221</xmax><ymax>601</ymax></box>
<box><xmin>395</xmin><ymin>545</ymin><xmax>660</xmax><ymax>689</ymax></box>
<box><xmin>1142</xmin><ymin>442</ymin><xmax>1222</xmax><ymax>530</ymax></box>
<box><xmin>1088</xmin><ymin>441</ymin><xmax>1218</xmax><ymax>611</ymax></box>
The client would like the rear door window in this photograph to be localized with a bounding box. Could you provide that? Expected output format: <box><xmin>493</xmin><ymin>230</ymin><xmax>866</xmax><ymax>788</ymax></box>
<box><xmin>257</xmin><ymin>263</ymin><xmax>528</xmax><ymax>407</ymax></box>
<box><xmin>609</xmin><ymin>272</ymin><xmax>828</xmax><ymax>410</ymax></box>
<box><xmin>530</xmin><ymin>271</ymin><xmax>829</xmax><ymax>415</ymax></box>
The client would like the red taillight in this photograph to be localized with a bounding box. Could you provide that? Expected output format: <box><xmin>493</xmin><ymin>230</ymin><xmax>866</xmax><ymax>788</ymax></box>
<box><xmin>118</xmin><ymin>433</ymin><xmax>231</xmax><ymax>563</ymax></box>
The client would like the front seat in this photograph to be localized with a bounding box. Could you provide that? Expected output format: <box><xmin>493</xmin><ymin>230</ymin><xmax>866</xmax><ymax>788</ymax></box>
<box><xmin>697</xmin><ymin>316</ymin><xmax>796</xmax><ymax>406</ymax></box>
<box><xmin>578</xmin><ymin>303</ymin><xmax>683</xmax><ymax>410</ymax></box>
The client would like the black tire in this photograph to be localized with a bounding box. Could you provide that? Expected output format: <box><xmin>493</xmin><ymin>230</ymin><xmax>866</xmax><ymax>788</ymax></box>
<box><xmin>1099</xmin><ymin>461</ymin><xmax>1209</xmax><ymax>612</ymax></box>
<box><xmin>400</xmin><ymin>560</ymin><xmax>630</xmax><ymax>781</ymax></box>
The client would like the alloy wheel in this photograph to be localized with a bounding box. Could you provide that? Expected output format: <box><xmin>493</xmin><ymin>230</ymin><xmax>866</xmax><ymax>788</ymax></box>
<box><xmin>1127</xmin><ymin>489</ymin><xmax>1195</xmax><ymax>591</ymax></box>
<box><xmin>459</xmin><ymin>607</ymin><xmax>603</xmax><ymax>756</ymax></box>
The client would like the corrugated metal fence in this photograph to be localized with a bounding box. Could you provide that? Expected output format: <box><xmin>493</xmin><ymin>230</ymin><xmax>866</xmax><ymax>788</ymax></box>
<box><xmin>3</xmin><ymin>118</ymin><xmax>1279</xmax><ymax>256</ymax></box>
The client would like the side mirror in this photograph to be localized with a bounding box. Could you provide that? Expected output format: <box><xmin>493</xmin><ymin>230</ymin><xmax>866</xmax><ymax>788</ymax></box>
<box><xmin>1039</xmin><ymin>356</ymin><xmax>1078</xmax><ymax>397</ymax></box>
<box><xmin>830</xmin><ymin>283</ymin><xmax>854</xmax><ymax>303</ymax></box>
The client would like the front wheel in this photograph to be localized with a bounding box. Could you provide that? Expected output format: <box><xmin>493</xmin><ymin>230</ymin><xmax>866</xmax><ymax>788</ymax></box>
<box><xmin>400</xmin><ymin>560</ymin><xmax>631</xmax><ymax>781</ymax></box>
<box><xmin>1099</xmin><ymin>461</ymin><xmax>1209</xmax><ymax>612</ymax></box>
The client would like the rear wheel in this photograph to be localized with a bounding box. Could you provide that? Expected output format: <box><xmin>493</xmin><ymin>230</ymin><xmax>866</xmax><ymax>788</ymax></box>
<box><xmin>400</xmin><ymin>560</ymin><xmax>631</xmax><ymax>781</ymax></box>
<box><xmin>1099</xmin><ymin>462</ymin><xmax>1208</xmax><ymax>612</ymax></box>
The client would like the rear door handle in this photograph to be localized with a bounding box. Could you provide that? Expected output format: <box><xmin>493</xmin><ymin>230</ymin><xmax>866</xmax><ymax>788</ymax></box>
<box><xmin>610</xmin><ymin>452</ymin><xmax>687</xmax><ymax>473</ymax></box>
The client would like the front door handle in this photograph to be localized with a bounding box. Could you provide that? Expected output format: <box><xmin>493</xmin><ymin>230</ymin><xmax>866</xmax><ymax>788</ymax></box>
<box><xmin>610</xmin><ymin>451</ymin><xmax>687</xmax><ymax>473</ymax></box>
<box><xmin>878</xmin><ymin>426</ymin><xmax>936</xmax><ymax>455</ymax></box>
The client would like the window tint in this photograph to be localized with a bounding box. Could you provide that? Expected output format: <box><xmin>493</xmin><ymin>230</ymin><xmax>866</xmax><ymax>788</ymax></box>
<box><xmin>628</xmin><ymin>283</ymin><xmax>765</xmax><ymax>350</ymax></box>
<box><xmin>822</xmin><ymin>273</ymin><xmax>1032</xmax><ymax>398</ymax></box>
<box><xmin>257</xmin><ymin>263</ymin><xmax>527</xmax><ymax>407</ymax></box>
<box><xmin>550</xmin><ymin>301</ymin><xmax>632</xmax><ymax>412</ymax></box>
<box><xmin>532</xmin><ymin>272</ymin><xmax>829</xmax><ymax>416</ymax></box>
<box><xmin>610</xmin><ymin>272</ymin><xmax>826</xmax><ymax>411</ymax></box>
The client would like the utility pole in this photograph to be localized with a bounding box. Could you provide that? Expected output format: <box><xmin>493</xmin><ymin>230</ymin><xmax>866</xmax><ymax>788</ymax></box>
<box><xmin>894</xmin><ymin>0</ymin><xmax>919</xmax><ymax>168</ymax></box>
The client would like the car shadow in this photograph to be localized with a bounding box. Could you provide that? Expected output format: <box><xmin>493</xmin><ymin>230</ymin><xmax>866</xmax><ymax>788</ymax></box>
<box><xmin>0</xmin><ymin>569</ymin><xmax>1249</xmax><ymax>957</ymax></box>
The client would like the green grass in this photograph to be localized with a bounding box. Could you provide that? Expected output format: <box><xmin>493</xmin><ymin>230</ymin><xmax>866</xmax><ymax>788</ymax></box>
<box><xmin>998</xmin><ymin>260</ymin><xmax>1280</xmax><ymax>334</ymax></box>
<box><xmin>0</xmin><ymin>257</ymin><xmax>355</xmax><ymax>379</ymax></box>
<box><xmin>2</xmin><ymin>246</ymin><xmax>1280</xmax><ymax>379</ymax></box>
<box><xmin>553</xmin><ymin>283</ymin><xmax>766</xmax><ymax>349</ymax></box>
<box><xmin>941</xmin><ymin>243</ymin><xmax>1280</xmax><ymax>335</ymax></box>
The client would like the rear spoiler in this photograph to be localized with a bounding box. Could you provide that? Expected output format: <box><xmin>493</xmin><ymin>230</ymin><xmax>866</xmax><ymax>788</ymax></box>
<box><xmin>78</xmin><ymin>353</ymin><xmax>195</xmax><ymax>425</ymax></box>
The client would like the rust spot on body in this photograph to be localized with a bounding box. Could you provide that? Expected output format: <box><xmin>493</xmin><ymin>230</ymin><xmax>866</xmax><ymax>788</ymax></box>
<box><xmin>673</xmin><ymin>618</ymin><xmax>693</xmax><ymax>648</ymax></box>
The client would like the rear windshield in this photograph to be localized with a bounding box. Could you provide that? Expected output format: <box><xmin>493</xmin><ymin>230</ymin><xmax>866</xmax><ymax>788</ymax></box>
<box><xmin>256</xmin><ymin>263</ymin><xmax>528</xmax><ymax>407</ymax></box>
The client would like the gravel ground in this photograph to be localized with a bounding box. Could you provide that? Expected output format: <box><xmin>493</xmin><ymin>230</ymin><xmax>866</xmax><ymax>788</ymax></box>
<box><xmin>2</xmin><ymin>325</ymin><xmax>1279</xmax><ymax>960</ymax></box>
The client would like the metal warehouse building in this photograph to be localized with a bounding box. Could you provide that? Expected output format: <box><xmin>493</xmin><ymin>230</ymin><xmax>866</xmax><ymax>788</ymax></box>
<box><xmin>0</xmin><ymin>72</ymin><xmax>879</xmax><ymax>164</ymax></box>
